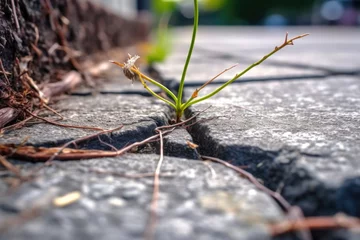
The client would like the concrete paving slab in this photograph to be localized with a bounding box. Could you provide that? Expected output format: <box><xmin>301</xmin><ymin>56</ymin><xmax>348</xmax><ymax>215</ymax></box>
<box><xmin>169</xmin><ymin>27</ymin><xmax>360</xmax><ymax>73</ymax></box>
<box><xmin>1</xmin><ymin>26</ymin><xmax>359</xmax><ymax>240</ymax></box>
<box><xmin>184</xmin><ymin>76</ymin><xmax>360</xmax><ymax>218</ymax></box>
<box><xmin>157</xmin><ymin>58</ymin><xmax>323</xmax><ymax>83</ymax></box>
<box><xmin>0</xmin><ymin>154</ymin><xmax>283</xmax><ymax>240</ymax></box>
<box><xmin>0</xmin><ymin>94</ymin><xmax>171</xmax><ymax>149</ymax></box>
<box><xmin>162</xmin><ymin>128</ymin><xmax>200</xmax><ymax>160</ymax></box>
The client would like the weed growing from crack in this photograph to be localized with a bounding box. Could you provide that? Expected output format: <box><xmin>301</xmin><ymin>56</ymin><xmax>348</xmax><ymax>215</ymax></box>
<box><xmin>111</xmin><ymin>0</ymin><xmax>308</xmax><ymax>123</ymax></box>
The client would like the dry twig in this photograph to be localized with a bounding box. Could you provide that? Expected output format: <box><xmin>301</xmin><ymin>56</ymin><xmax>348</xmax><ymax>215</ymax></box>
<box><xmin>201</xmin><ymin>155</ymin><xmax>312</xmax><ymax>240</ymax></box>
<box><xmin>0</xmin><ymin>59</ymin><xmax>10</xmax><ymax>85</ymax></box>
<box><xmin>25</xmin><ymin>110</ymin><xmax>104</xmax><ymax>131</ymax></box>
<box><xmin>89</xmin><ymin>169</ymin><xmax>174</xmax><ymax>179</ymax></box>
<box><xmin>144</xmin><ymin>128</ymin><xmax>165</xmax><ymax>240</ymax></box>
<box><xmin>10</xmin><ymin>0</ymin><xmax>20</xmax><ymax>33</ymax></box>
<box><xmin>270</xmin><ymin>214</ymin><xmax>360</xmax><ymax>237</ymax></box>
<box><xmin>47</xmin><ymin>125</ymin><xmax>124</xmax><ymax>163</ymax></box>
<box><xmin>0</xmin><ymin>155</ymin><xmax>22</xmax><ymax>179</ymax></box>
<box><xmin>191</xmin><ymin>63</ymin><xmax>239</xmax><ymax>98</ymax></box>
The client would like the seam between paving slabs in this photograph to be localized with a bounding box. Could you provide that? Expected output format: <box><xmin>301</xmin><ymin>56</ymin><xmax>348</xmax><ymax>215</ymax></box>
<box><xmin>2</xmin><ymin>87</ymin><xmax>356</xmax><ymax>240</ymax></box>
<box><xmin>11</xmin><ymin>115</ymin><xmax>171</xmax><ymax>151</ymax></box>
<box><xmin>7</xmin><ymin>71</ymin><xmax>356</xmax><ymax>216</ymax></box>
<box><xmin>181</xmin><ymin>80</ymin><xmax>359</xmax><ymax>223</ymax></box>
<box><xmin>182</xmin><ymin>107</ymin><xmax>360</xmax><ymax>240</ymax></box>
<box><xmin>195</xmin><ymin>46</ymin><xmax>360</xmax><ymax>75</ymax></box>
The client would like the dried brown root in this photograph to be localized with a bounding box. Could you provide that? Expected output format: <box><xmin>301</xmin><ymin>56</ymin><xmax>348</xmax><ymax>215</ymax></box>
<box><xmin>41</xmin><ymin>71</ymin><xmax>82</xmax><ymax>100</ymax></box>
<box><xmin>270</xmin><ymin>214</ymin><xmax>360</xmax><ymax>237</ymax></box>
<box><xmin>201</xmin><ymin>155</ymin><xmax>312</xmax><ymax>240</ymax></box>
<box><xmin>144</xmin><ymin>128</ymin><xmax>165</xmax><ymax>240</ymax></box>
<box><xmin>25</xmin><ymin>110</ymin><xmax>104</xmax><ymax>131</ymax></box>
<box><xmin>0</xmin><ymin>106</ymin><xmax>208</xmax><ymax>162</ymax></box>
<box><xmin>0</xmin><ymin>155</ymin><xmax>22</xmax><ymax>179</ymax></box>
<box><xmin>89</xmin><ymin>169</ymin><xmax>174</xmax><ymax>179</ymax></box>
<box><xmin>0</xmin><ymin>108</ymin><xmax>20</xmax><ymax>129</ymax></box>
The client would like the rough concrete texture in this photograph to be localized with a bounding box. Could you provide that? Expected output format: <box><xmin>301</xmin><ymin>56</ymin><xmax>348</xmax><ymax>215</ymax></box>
<box><xmin>157</xmin><ymin>27</ymin><xmax>359</xmax><ymax>87</ymax></box>
<box><xmin>174</xmin><ymin>27</ymin><xmax>360</xmax><ymax>222</ymax></box>
<box><xmin>0</xmin><ymin>93</ymin><xmax>170</xmax><ymax>149</ymax></box>
<box><xmin>175</xmin><ymin>27</ymin><xmax>359</xmax><ymax>239</ymax></box>
<box><xmin>161</xmin><ymin>128</ymin><xmax>200</xmax><ymax>160</ymax></box>
<box><xmin>185</xmin><ymin>76</ymin><xmax>360</xmax><ymax>218</ymax></box>
<box><xmin>0</xmin><ymin>155</ymin><xmax>282</xmax><ymax>240</ymax></box>
<box><xmin>170</xmin><ymin>27</ymin><xmax>360</xmax><ymax>71</ymax></box>
<box><xmin>1</xmin><ymin>27</ymin><xmax>360</xmax><ymax>240</ymax></box>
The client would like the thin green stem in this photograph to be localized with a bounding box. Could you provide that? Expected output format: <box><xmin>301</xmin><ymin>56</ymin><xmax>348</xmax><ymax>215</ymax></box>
<box><xmin>182</xmin><ymin>33</ymin><xmax>309</xmax><ymax>110</ymax></box>
<box><xmin>137</xmin><ymin>72</ymin><xmax>176</xmax><ymax>109</ymax></box>
<box><xmin>110</xmin><ymin>61</ymin><xmax>178</xmax><ymax>102</ymax></box>
<box><xmin>176</xmin><ymin>0</ymin><xmax>199</xmax><ymax>110</ymax></box>
<box><xmin>181</xmin><ymin>63</ymin><xmax>239</xmax><ymax>109</ymax></box>
<box><xmin>132</xmin><ymin>68</ymin><xmax>178</xmax><ymax>103</ymax></box>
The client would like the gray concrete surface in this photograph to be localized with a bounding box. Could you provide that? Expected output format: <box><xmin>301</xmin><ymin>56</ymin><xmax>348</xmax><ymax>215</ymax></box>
<box><xmin>0</xmin><ymin>94</ymin><xmax>171</xmax><ymax>148</ymax></box>
<box><xmin>0</xmin><ymin>155</ymin><xmax>281</xmax><ymax>240</ymax></box>
<box><xmin>1</xmin><ymin>27</ymin><xmax>360</xmax><ymax>240</ymax></box>
<box><xmin>185</xmin><ymin>76</ymin><xmax>360</xmax><ymax>217</ymax></box>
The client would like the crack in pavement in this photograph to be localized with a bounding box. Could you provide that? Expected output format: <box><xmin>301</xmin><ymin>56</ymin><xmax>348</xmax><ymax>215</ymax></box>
<box><xmin>195</xmin><ymin>46</ymin><xmax>360</xmax><ymax>76</ymax></box>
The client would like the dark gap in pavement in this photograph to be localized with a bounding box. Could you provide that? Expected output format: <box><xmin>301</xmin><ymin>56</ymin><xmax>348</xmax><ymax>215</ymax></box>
<box><xmin>70</xmin><ymin>79</ymin><xmax>176</xmax><ymax>98</ymax></box>
<box><xmin>183</xmin><ymin>107</ymin><xmax>360</xmax><ymax>240</ymax></box>
<box><xmin>11</xmin><ymin>108</ymin><xmax>200</xmax><ymax>160</ymax></box>
<box><xmin>169</xmin><ymin>72</ymin><xmax>359</xmax><ymax>93</ymax></box>
<box><xmin>195</xmin><ymin>46</ymin><xmax>357</xmax><ymax>75</ymax></box>
<box><xmin>10</xmin><ymin>119</ymin><xmax>166</xmax><ymax>155</ymax></box>
<box><xmin>71</xmin><ymin>91</ymin><xmax>155</xmax><ymax>97</ymax></box>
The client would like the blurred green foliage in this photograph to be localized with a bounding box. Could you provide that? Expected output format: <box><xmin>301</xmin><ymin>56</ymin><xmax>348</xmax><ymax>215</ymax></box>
<box><xmin>147</xmin><ymin>0</ymin><xmax>228</xmax><ymax>64</ymax></box>
<box><xmin>151</xmin><ymin>0</ymin><xmax>177</xmax><ymax>14</ymax></box>
<box><xmin>151</xmin><ymin>0</ymin><xmax>227</xmax><ymax>14</ymax></box>
<box><xmin>146</xmin><ymin>22</ymin><xmax>172</xmax><ymax>64</ymax></box>
<box><xmin>201</xmin><ymin>0</ymin><xmax>226</xmax><ymax>11</ymax></box>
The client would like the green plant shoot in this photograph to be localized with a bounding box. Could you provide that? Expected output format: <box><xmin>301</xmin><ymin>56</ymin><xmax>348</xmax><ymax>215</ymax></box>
<box><xmin>111</xmin><ymin>0</ymin><xmax>308</xmax><ymax>123</ymax></box>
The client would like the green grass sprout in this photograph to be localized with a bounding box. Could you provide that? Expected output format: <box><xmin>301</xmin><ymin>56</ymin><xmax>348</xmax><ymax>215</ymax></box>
<box><xmin>111</xmin><ymin>0</ymin><xmax>308</xmax><ymax>123</ymax></box>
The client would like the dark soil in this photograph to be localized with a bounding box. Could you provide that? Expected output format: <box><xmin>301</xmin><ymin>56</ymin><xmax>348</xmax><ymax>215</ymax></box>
<box><xmin>0</xmin><ymin>0</ymin><xmax>149</xmax><ymax>127</ymax></box>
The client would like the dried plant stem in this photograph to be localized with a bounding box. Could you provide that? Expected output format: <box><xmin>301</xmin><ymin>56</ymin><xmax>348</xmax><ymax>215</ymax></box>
<box><xmin>201</xmin><ymin>155</ymin><xmax>311</xmax><ymax>240</ymax></box>
<box><xmin>1</xmin><ymin>112</ymin><xmax>36</xmax><ymax>133</ymax></box>
<box><xmin>0</xmin><ymin>59</ymin><xmax>10</xmax><ymax>85</ymax></box>
<box><xmin>42</xmin><ymin>104</ymin><xmax>64</xmax><ymax>120</ymax></box>
<box><xmin>144</xmin><ymin>128</ymin><xmax>165</xmax><ymax>240</ymax></box>
<box><xmin>0</xmin><ymin>155</ymin><xmax>22</xmax><ymax>179</ymax></box>
<box><xmin>1</xmin><ymin>107</ymin><xmax>211</xmax><ymax>161</ymax></box>
<box><xmin>201</xmin><ymin>156</ymin><xmax>291</xmax><ymax>210</ymax></box>
<box><xmin>137</xmin><ymin>69</ymin><xmax>176</xmax><ymax>109</ymax></box>
<box><xmin>45</xmin><ymin>125</ymin><xmax>124</xmax><ymax>163</ymax></box>
<box><xmin>270</xmin><ymin>215</ymin><xmax>360</xmax><ymax>237</ymax></box>
<box><xmin>182</xmin><ymin>33</ymin><xmax>309</xmax><ymax>110</ymax></box>
<box><xmin>90</xmin><ymin>169</ymin><xmax>173</xmax><ymax>179</ymax></box>
<box><xmin>110</xmin><ymin>61</ymin><xmax>177</xmax><ymax>102</ymax></box>
<box><xmin>0</xmin><ymin>70</ymin><xmax>11</xmax><ymax>76</ymax></box>
<box><xmin>97</xmin><ymin>136</ymin><xmax>119</xmax><ymax>151</ymax></box>
<box><xmin>25</xmin><ymin>110</ymin><xmax>104</xmax><ymax>131</ymax></box>
<box><xmin>0</xmin><ymin>129</ymin><xmax>173</xmax><ymax>162</ymax></box>
<box><xmin>11</xmin><ymin>0</ymin><xmax>20</xmax><ymax>33</ymax></box>
<box><xmin>187</xmin><ymin>63</ymin><xmax>239</xmax><ymax>102</ymax></box>
<box><xmin>143</xmin><ymin>108</ymin><xmax>211</xmax><ymax>240</ymax></box>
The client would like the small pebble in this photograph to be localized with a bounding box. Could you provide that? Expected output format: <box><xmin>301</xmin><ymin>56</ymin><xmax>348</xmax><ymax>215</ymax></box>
<box><xmin>108</xmin><ymin>197</ymin><xmax>126</xmax><ymax>207</ymax></box>
<box><xmin>53</xmin><ymin>191</ymin><xmax>81</xmax><ymax>207</ymax></box>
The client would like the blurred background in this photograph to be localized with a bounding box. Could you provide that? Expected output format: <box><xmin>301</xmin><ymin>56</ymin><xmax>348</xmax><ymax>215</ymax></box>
<box><xmin>91</xmin><ymin>0</ymin><xmax>360</xmax><ymax>26</ymax></box>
